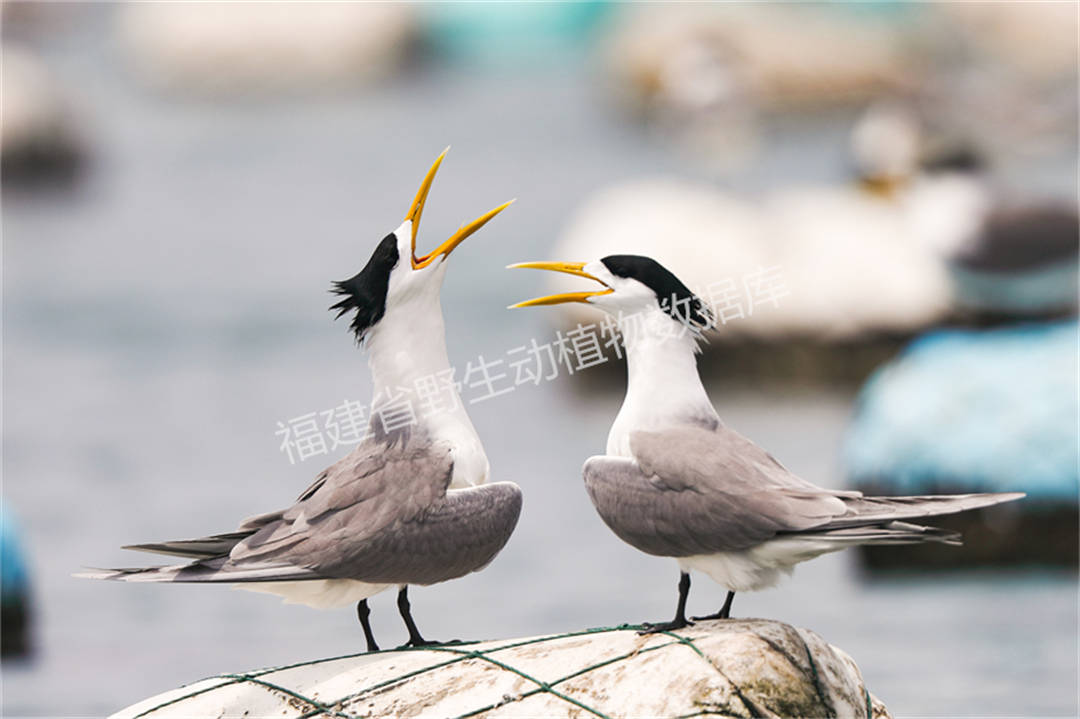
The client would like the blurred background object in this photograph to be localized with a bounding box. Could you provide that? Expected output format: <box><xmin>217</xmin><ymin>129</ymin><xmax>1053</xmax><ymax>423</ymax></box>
<box><xmin>115</xmin><ymin>3</ymin><xmax>418</xmax><ymax>94</ymax></box>
<box><xmin>855</xmin><ymin>100</ymin><xmax>1079</xmax><ymax>321</ymax></box>
<box><xmin>546</xmin><ymin>171</ymin><xmax>955</xmax><ymax>339</ymax></box>
<box><xmin>910</xmin><ymin>2</ymin><xmax>1078</xmax><ymax>164</ymax></box>
<box><xmin>544</xmin><ymin>94</ymin><xmax>1078</xmax><ymax>382</ymax></box>
<box><xmin>1</xmin><ymin>506</ymin><xmax>35</xmax><ymax>661</ymax></box>
<box><xmin>932</xmin><ymin>1</ymin><xmax>1079</xmax><ymax>81</ymax></box>
<box><xmin>947</xmin><ymin>203</ymin><xmax>1079</xmax><ymax>319</ymax></box>
<box><xmin>2</xmin><ymin>2</ymin><xmax>1076</xmax><ymax>717</ymax></box>
<box><xmin>423</xmin><ymin>2</ymin><xmax>609</xmax><ymax>65</ymax></box>
<box><xmin>602</xmin><ymin>4</ymin><xmax>919</xmax><ymax>172</ymax></box>
<box><xmin>0</xmin><ymin>46</ymin><xmax>85</xmax><ymax>187</ymax></box>
<box><xmin>844</xmin><ymin>321</ymin><xmax>1079</xmax><ymax>570</ymax></box>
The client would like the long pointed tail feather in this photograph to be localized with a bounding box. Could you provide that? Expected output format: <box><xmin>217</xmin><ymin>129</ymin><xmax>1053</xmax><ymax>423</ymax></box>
<box><xmin>121</xmin><ymin>531</ymin><xmax>253</xmax><ymax>560</ymax></box>
<box><xmin>806</xmin><ymin>520</ymin><xmax>963</xmax><ymax>547</ymax></box>
<box><xmin>74</xmin><ymin>560</ymin><xmax>318</xmax><ymax>584</ymax></box>
<box><xmin>823</xmin><ymin>492</ymin><xmax>1024</xmax><ymax>531</ymax></box>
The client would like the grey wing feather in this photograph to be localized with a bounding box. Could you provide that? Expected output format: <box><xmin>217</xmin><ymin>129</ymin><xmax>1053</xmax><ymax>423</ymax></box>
<box><xmin>584</xmin><ymin>426</ymin><xmax>850</xmax><ymax>554</ymax></box>
<box><xmin>124</xmin><ymin>500</ymin><xmax>301</xmax><ymax>560</ymax></box>
<box><xmin>631</xmin><ymin>426</ymin><xmax>853</xmax><ymax>497</ymax></box>
<box><xmin>310</xmin><ymin>481</ymin><xmax>523</xmax><ymax>585</ymax></box>
<box><xmin>811</xmin><ymin>493</ymin><xmax>1025</xmax><ymax>530</ymax></box>
<box><xmin>122</xmin><ymin>532</ymin><xmax>252</xmax><ymax>559</ymax></box>
<box><xmin>227</xmin><ymin>439</ymin><xmax>456</xmax><ymax>570</ymax></box>
<box><xmin>84</xmin><ymin>436</ymin><xmax>474</xmax><ymax>584</ymax></box>
<box><xmin>584</xmin><ymin>456</ymin><xmax>836</xmax><ymax>555</ymax></box>
<box><xmin>810</xmin><ymin>521</ymin><xmax>962</xmax><ymax>546</ymax></box>
<box><xmin>75</xmin><ymin>558</ymin><xmax>320</xmax><ymax>583</ymax></box>
<box><xmin>109</xmin><ymin>456</ymin><xmax>364</xmax><ymax>562</ymax></box>
<box><xmin>585</xmin><ymin>426</ymin><xmax>1024</xmax><ymax>557</ymax></box>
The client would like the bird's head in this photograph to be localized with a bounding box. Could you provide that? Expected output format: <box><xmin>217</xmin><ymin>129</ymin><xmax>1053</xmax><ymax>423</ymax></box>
<box><xmin>331</xmin><ymin>149</ymin><xmax>513</xmax><ymax>343</ymax></box>
<box><xmin>509</xmin><ymin>254</ymin><xmax>713</xmax><ymax>335</ymax></box>
<box><xmin>852</xmin><ymin>101</ymin><xmax>986</xmax><ymax>198</ymax></box>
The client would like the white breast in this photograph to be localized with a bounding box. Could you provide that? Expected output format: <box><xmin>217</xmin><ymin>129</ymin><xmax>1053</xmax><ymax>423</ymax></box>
<box><xmin>677</xmin><ymin>536</ymin><xmax>851</xmax><ymax>592</ymax></box>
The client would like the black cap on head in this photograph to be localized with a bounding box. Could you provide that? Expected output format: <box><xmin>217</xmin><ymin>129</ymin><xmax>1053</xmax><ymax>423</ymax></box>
<box><xmin>330</xmin><ymin>233</ymin><xmax>400</xmax><ymax>343</ymax></box>
<box><xmin>600</xmin><ymin>254</ymin><xmax>713</xmax><ymax>330</ymax></box>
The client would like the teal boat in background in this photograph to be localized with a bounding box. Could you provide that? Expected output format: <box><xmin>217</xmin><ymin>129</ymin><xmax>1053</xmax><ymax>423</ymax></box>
<box><xmin>2</xmin><ymin>505</ymin><xmax>33</xmax><ymax>659</ymax></box>
<box><xmin>844</xmin><ymin>320</ymin><xmax>1078</xmax><ymax>569</ymax></box>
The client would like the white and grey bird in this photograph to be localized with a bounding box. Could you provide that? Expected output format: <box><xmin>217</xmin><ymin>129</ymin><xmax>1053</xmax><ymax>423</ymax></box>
<box><xmin>510</xmin><ymin>255</ymin><xmax>1023</xmax><ymax>632</ymax></box>
<box><xmin>80</xmin><ymin>150</ymin><xmax>522</xmax><ymax>651</ymax></box>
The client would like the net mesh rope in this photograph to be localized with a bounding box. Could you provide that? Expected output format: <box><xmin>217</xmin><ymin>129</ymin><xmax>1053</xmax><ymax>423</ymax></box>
<box><xmin>130</xmin><ymin>624</ymin><xmax>874</xmax><ymax>719</ymax></box>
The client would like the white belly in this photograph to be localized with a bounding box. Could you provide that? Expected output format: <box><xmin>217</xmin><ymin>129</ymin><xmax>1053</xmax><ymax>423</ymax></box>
<box><xmin>234</xmin><ymin>579</ymin><xmax>393</xmax><ymax>609</ymax></box>
<box><xmin>677</xmin><ymin>537</ymin><xmax>848</xmax><ymax>592</ymax></box>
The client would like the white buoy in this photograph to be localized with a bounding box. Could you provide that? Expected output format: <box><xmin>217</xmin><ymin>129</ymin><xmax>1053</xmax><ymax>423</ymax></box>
<box><xmin>112</xmin><ymin>620</ymin><xmax>891</xmax><ymax>718</ymax></box>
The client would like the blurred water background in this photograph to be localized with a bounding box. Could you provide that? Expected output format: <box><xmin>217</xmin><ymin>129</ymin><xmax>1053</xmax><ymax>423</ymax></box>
<box><xmin>3</xmin><ymin>3</ymin><xmax>1077</xmax><ymax>717</ymax></box>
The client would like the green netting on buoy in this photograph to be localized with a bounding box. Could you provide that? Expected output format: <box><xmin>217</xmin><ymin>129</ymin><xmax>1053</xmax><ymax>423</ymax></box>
<box><xmin>129</xmin><ymin>624</ymin><xmax>874</xmax><ymax>719</ymax></box>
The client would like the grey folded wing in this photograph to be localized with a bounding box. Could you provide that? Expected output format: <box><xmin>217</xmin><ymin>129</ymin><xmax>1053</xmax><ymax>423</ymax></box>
<box><xmin>810</xmin><ymin>492</ymin><xmax>1025</xmax><ymax>530</ymax></box>
<box><xmin>629</xmin><ymin>425</ymin><xmax>855</xmax><ymax>496</ymax></box>
<box><xmin>598</xmin><ymin>426</ymin><xmax>852</xmax><ymax>555</ymax></box>
<box><xmin>223</xmin><ymin>438</ymin><xmax>459</xmax><ymax>569</ymax></box>
<box><xmin>584</xmin><ymin>426</ymin><xmax>1024</xmax><ymax>557</ymax></box>
<box><xmin>307</xmin><ymin>481</ymin><xmax>524</xmax><ymax>586</ymax></box>
<box><xmin>124</xmin><ymin>482</ymin><xmax>523</xmax><ymax>586</ymax></box>
<box><xmin>95</xmin><ymin>436</ymin><xmax>489</xmax><ymax>585</ymax></box>
<box><xmin>583</xmin><ymin>454</ymin><xmax>844</xmax><ymax>556</ymax></box>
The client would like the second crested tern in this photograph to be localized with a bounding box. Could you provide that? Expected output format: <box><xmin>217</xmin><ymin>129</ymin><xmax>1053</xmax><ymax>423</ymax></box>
<box><xmin>79</xmin><ymin>150</ymin><xmax>522</xmax><ymax>652</ymax></box>
<box><xmin>511</xmin><ymin>255</ymin><xmax>1023</xmax><ymax>632</ymax></box>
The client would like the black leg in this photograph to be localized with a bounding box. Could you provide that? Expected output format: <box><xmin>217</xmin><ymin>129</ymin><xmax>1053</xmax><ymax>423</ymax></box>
<box><xmin>692</xmin><ymin>590</ymin><xmax>735</xmax><ymax>621</ymax></box>
<box><xmin>639</xmin><ymin>572</ymin><xmax>693</xmax><ymax>634</ymax></box>
<box><xmin>719</xmin><ymin>590</ymin><xmax>734</xmax><ymax>619</ymax></box>
<box><xmin>356</xmin><ymin>599</ymin><xmax>379</xmax><ymax>652</ymax></box>
<box><xmin>396</xmin><ymin>586</ymin><xmax>436</xmax><ymax>648</ymax></box>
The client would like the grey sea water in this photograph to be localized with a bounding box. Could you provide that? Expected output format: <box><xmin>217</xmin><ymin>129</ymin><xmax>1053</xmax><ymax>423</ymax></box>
<box><xmin>3</xmin><ymin>16</ymin><xmax>1077</xmax><ymax>718</ymax></box>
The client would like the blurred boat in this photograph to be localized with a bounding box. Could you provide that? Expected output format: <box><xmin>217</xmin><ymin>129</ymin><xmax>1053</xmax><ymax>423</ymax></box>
<box><xmin>866</xmin><ymin>5</ymin><xmax>1080</xmax><ymax>160</ymax></box>
<box><xmin>947</xmin><ymin>204</ymin><xmax>1078</xmax><ymax>320</ymax></box>
<box><xmin>542</xmin><ymin>103</ymin><xmax>988</xmax><ymax>382</ymax></box>
<box><xmin>601</xmin><ymin>4</ymin><xmax>920</xmax><ymax>170</ymax></box>
<box><xmin>605</xmin><ymin>4</ymin><xmax>917</xmax><ymax>113</ymax></box>
<box><xmin>541</xmin><ymin>91</ymin><xmax>1078</xmax><ymax>385</ymax></box>
<box><xmin>1</xmin><ymin>507</ymin><xmax>34</xmax><ymax>660</ymax></box>
<box><xmin>928</xmin><ymin>2</ymin><xmax>1078</xmax><ymax>83</ymax></box>
<box><xmin>844</xmin><ymin>321</ymin><xmax>1078</xmax><ymax>570</ymax></box>
<box><xmin>540</xmin><ymin>175</ymin><xmax>957</xmax><ymax>383</ymax></box>
<box><xmin>421</xmin><ymin>2</ymin><xmax>609</xmax><ymax>66</ymax></box>
<box><xmin>114</xmin><ymin>3</ymin><xmax>417</xmax><ymax>95</ymax></box>
<box><xmin>856</xmin><ymin>102</ymin><xmax>1079</xmax><ymax>321</ymax></box>
<box><xmin>0</xmin><ymin>47</ymin><xmax>85</xmax><ymax>187</ymax></box>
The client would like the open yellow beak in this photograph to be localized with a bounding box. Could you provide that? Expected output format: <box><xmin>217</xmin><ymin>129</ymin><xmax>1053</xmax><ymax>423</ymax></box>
<box><xmin>507</xmin><ymin>261</ymin><xmax>613</xmax><ymax>307</ymax></box>
<box><xmin>404</xmin><ymin>148</ymin><xmax>514</xmax><ymax>269</ymax></box>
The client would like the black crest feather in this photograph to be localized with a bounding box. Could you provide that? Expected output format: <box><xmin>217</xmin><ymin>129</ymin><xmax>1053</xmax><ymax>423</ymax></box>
<box><xmin>600</xmin><ymin>254</ymin><xmax>714</xmax><ymax>332</ymax></box>
<box><xmin>330</xmin><ymin>233</ymin><xmax>400</xmax><ymax>343</ymax></box>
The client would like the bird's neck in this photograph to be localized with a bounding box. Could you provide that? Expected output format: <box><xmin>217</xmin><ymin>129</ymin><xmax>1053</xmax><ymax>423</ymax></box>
<box><xmin>607</xmin><ymin>307</ymin><xmax>719</xmax><ymax>457</ymax></box>
<box><xmin>364</xmin><ymin>298</ymin><xmax>489</xmax><ymax>487</ymax></box>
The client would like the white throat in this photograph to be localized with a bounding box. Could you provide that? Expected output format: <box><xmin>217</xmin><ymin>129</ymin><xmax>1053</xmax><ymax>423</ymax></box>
<box><xmin>363</xmin><ymin>274</ymin><xmax>489</xmax><ymax>488</ymax></box>
<box><xmin>606</xmin><ymin>306</ymin><xmax>719</xmax><ymax>457</ymax></box>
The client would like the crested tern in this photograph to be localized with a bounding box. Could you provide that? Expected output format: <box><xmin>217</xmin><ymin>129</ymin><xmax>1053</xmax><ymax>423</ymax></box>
<box><xmin>80</xmin><ymin>150</ymin><xmax>522</xmax><ymax>651</ymax></box>
<box><xmin>511</xmin><ymin>254</ymin><xmax>1023</xmax><ymax>632</ymax></box>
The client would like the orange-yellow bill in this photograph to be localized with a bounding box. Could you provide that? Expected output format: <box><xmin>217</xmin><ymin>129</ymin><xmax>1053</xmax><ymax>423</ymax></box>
<box><xmin>414</xmin><ymin>199</ymin><xmax>515</xmax><ymax>269</ymax></box>
<box><xmin>507</xmin><ymin>261</ymin><xmax>613</xmax><ymax>307</ymax></box>
<box><xmin>404</xmin><ymin>147</ymin><xmax>448</xmax><ymax>247</ymax></box>
<box><xmin>403</xmin><ymin>147</ymin><xmax>513</xmax><ymax>269</ymax></box>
